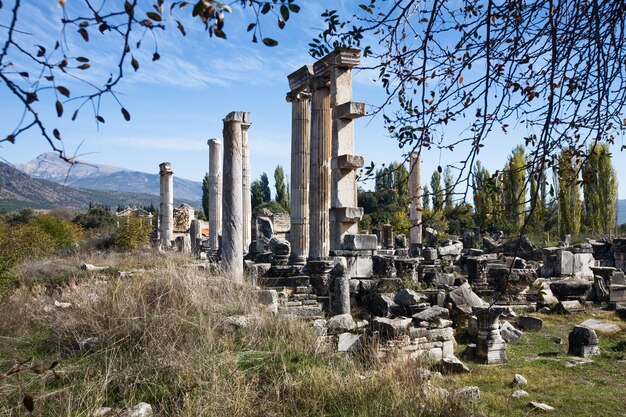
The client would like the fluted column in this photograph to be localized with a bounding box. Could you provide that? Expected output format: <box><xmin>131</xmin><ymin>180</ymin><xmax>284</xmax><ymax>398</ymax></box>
<box><xmin>309</xmin><ymin>80</ymin><xmax>332</xmax><ymax>259</ymax></box>
<box><xmin>287</xmin><ymin>91</ymin><xmax>311</xmax><ymax>265</ymax></box>
<box><xmin>241</xmin><ymin>113</ymin><xmax>252</xmax><ymax>255</ymax></box>
<box><xmin>409</xmin><ymin>152</ymin><xmax>422</xmax><ymax>247</ymax></box>
<box><xmin>159</xmin><ymin>162</ymin><xmax>174</xmax><ymax>248</ymax></box>
<box><xmin>221</xmin><ymin>112</ymin><xmax>244</xmax><ymax>282</ymax></box>
<box><xmin>207</xmin><ymin>139</ymin><xmax>222</xmax><ymax>253</ymax></box>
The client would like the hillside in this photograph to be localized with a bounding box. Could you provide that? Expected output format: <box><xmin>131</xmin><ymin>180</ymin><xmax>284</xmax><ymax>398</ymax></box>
<box><xmin>0</xmin><ymin>162</ymin><xmax>197</xmax><ymax>211</ymax></box>
<box><xmin>16</xmin><ymin>152</ymin><xmax>202</xmax><ymax>202</ymax></box>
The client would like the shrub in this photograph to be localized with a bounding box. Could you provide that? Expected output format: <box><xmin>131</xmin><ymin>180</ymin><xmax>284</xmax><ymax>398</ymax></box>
<box><xmin>73</xmin><ymin>205</ymin><xmax>117</xmax><ymax>229</ymax></box>
<box><xmin>114</xmin><ymin>217</ymin><xmax>152</xmax><ymax>250</ymax></box>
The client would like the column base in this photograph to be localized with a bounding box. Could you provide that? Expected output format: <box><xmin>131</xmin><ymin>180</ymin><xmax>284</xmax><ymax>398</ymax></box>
<box><xmin>288</xmin><ymin>255</ymin><xmax>308</xmax><ymax>266</ymax></box>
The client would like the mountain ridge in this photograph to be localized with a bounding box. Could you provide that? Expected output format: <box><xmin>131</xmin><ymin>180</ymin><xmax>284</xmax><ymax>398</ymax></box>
<box><xmin>0</xmin><ymin>162</ymin><xmax>197</xmax><ymax>211</ymax></box>
<box><xmin>16</xmin><ymin>153</ymin><xmax>202</xmax><ymax>202</ymax></box>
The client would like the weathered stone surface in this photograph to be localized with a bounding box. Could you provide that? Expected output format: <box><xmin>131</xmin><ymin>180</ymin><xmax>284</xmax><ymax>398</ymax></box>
<box><xmin>394</xmin><ymin>258</ymin><xmax>418</xmax><ymax>280</ymax></box>
<box><xmin>448</xmin><ymin>282</ymin><xmax>488</xmax><ymax>314</ymax></box>
<box><xmin>580</xmin><ymin>319</ymin><xmax>621</xmax><ymax>335</ymax></box>
<box><xmin>328</xmin><ymin>313</ymin><xmax>357</xmax><ymax>333</ymax></box>
<box><xmin>343</xmin><ymin>234</ymin><xmax>378</xmax><ymax>250</ymax></box>
<box><xmin>394</xmin><ymin>234</ymin><xmax>407</xmax><ymax>248</ymax></box>
<box><xmin>337</xmin><ymin>332</ymin><xmax>364</xmax><ymax>352</ymax></box>
<box><xmin>454</xmin><ymin>386</ymin><xmax>480</xmax><ymax>400</ymax></box>
<box><xmin>512</xmin><ymin>390</ymin><xmax>528</xmax><ymax>398</ymax></box>
<box><xmin>257</xmin><ymin>290</ymin><xmax>278</xmax><ymax>314</ymax></box>
<box><xmin>371</xmin><ymin>317</ymin><xmax>412</xmax><ymax>339</ymax></box>
<box><xmin>365</xmin><ymin>293</ymin><xmax>398</xmax><ymax>316</ymax></box>
<box><xmin>120</xmin><ymin>403</ymin><xmax>153</xmax><ymax>417</ymax></box>
<box><xmin>330</xmin><ymin>263</ymin><xmax>350</xmax><ymax>315</ymax></box>
<box><xmin>372</xmin><ymin>255</ymin><xmax>396</xmax><ymax>277</ymax></box>
<box><xmin>592</xmin><ymin>275</ymin><xmax>609</xmax><ymax>302</ymax></box>
<box><xmin>345</xmin><ymin>255</ymin><xmax>374</xmax><ymax>279</ymax></box>
<box><xmin>425</xmin><ymin>227</ymin><xmax>438</xmax><ymax>247</ymax></box>
<box><xmin>500</xmin><ymin>321</ymin><xmax>523</xmax><ymax>344</ymax></box>
<box><xmin>438</xmin><ymin>241</ymin><xmax>464</xmax><ymax>257</ymax></box>
<box><xmin>518</xmin><ymin>316</ymin><xmax>543</xmax><ymax>332</ymax></box>
<box><xmin>513</xmin><ymin>373</ymin><xmax>528</xmax><ymax>385</ymax></box>
<box><xmin>422</xmin><ymin>271</ymin><xmax>455</xmax><ymax>287</ymax></box>
<box><xmin>81</xmin><ymin>263</ymin><xmax>107</xmax><ymax>271</ymax></box>
<box><xmin>528</xmin><ymin>402</ymin><xmax>555</xmax><ymax>412</ymax></box>
<box><xmin>616</xmin><ymin>303</ymin><xmax>626</xmax><ymax>320</ymax></box>
<box><xmin>441</xmin><ymin>356</ymin><xmax>471</xmax><ymax>374</ymax></box>
<box><xmin>502</xmin><ymin>235</ymin><xmax>534</xmax><ymax>254</ymax></box>
<box><xmin>556</xmin><ymin>300</ymin><xmax>584</xmax><ymax>314</ymax></box>
<box><xmin>426</xmin><ymin>327</ymin><xmax>455</xmax><ymax>342</ymax></box>
<box><xmin>568</xmin><ymin>325</ymin><xmax>600</xmax><ymax>358</ymax></box>
<box><xmin>422</xmin><ymin>247</ymin><xmax>438</xmax><ymax>261</ymax></box>
<box><xmin>473</xmin><ymin>306</ymin><xmax>508</xmax><ymax>364</ymax></box>
<box><xmin>549</xmin><ymin>279</ymin><xmax>592</xmax><ymax>301</ymax></box>
<box><xmin>394</xmin><ymin>288</ymin><xmax>427</xmax><ymax>306</ymax></box>
<box><xmin>412</xmin><ymin>306</ymin><xmax>450</xmax><ymax>322</ymax></box>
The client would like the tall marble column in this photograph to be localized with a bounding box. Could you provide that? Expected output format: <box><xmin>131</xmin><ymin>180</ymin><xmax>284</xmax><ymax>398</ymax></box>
<box><xmin>221</xmin><ymin>112</ymin><xmax>245</xmax><ymax>282</ymax></box>
<box><xmin>409</xmin><ymin>152</ymin><xmax>423</xmax><ymax>249</ymax></box>
<box><xmin>207</xmin><ymin>139</ymin><xmax>222</xmax><ymax>253</ymax></box>
<box><xmin>327</xmin><ymin>49</ymin><xmax>366</xmax><ymax>250</ymax></box>
<box><xmin>287</xmin><ymin>65</ymin><xmax>313</xmax><ymax>265</ymax></box>
<box><xmin>159</xmin><ymin>162</ymin><xmax>174</xmax><ymax>248</ymax></box>
<box><xmin>309</xmin><ymin>72</ymin><xmax>332</xmax><ymax>259</ymax></box>
<box><xmin>241</xmin><ymin>113</ymin><xmax>252</xmax><ymax>255</ymax></box>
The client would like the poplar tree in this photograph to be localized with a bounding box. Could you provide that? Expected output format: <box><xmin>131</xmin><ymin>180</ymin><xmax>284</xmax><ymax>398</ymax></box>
<box><xmin>430</xmin><ymin>170</ymin><xmax>444</xmax><ymax>212</ymax></box>
<box><xmin>502</xmin><ymin>146</ymin><xmax>527</xmax><ymax>231</ymax></box>
<box><xmin>557</xmin><ymin>148</ymin><xmax>582</xmax><ymax>236</ymax></box>
<box><xmin>201</xmin><ymin>173</ymin><xmax>210</xmax><ymax>219</ymax></box>
<box><xmin>582</xmin><ymin>143</ymin><xmax>618</xmax><ymax>234</ymax></box>
<box><xmin>274</xmin><ymin>165</ymin><xmax>289</xmax><ymax>211</ymax></box>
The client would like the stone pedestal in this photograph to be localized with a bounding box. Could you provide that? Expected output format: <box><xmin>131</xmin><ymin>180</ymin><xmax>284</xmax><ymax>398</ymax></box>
<box><xmin>207</xmin><ymin>139</ymin><xmax>222</xmax><ymax>254</ymax></box>
<box><xmin>221</xmin><ymin>112</ymin><xmax>245</xmax><ymax>282</ymax></box>
<box><xmin>241</xmin><ymin>114</ymin><xmax>252</xmax><ymax>255</ymax></box>
<box><xmin>473</xmin><ymin>306</ymin><xmax>508</xmax><ymax>364</ymax></box>
<box><xmin>309</xmin><ymin>72</ymin><xmax>332</xmax><ymax>259</ymax></box>
<box><xmin>190</xmin><ymin>219</ymin><xmax>201</xmax><ymax>252</ymax></box>
<box><xmin>409</xmin><ymin>152</ymin><xmax>422</xmax><ymax>247</ymax></box>
<box><xmin>381</xmin><ymin>224</ymin><xmax>394</xmax><ymax>249</ymax></box>
<box><xmin>159</xmin><ymin>162</ymin><xmax>174</xmax><ymax>248</ymax></box>
<box><xmin>287</xmin><ymin>65</ymin><xmax>313</xmax><ymax>265</ymax></box>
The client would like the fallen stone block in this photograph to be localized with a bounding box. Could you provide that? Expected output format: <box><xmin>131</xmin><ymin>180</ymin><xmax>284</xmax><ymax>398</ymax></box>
<box><xmin>500</xmin><ymin>321</ymin><xmax>523</xmax><ymax>344</ymax></box>
<box><xmin>555</xmin><ymin>300</ymin><xmax>584</xmax><ymax>314</ymax></box>
<box><xmin>328</xmin><ymin>314</ymin><xmax>357</xmax><ymax>333</ymax></box>
<box><xmin>338</xmin><ymin>332</ymin><xmax>364</xmax><ymax>353</ymax></box>
<box><xmin>580</xmin><ymin>319</ymin><xmax>622</xmax><ymax>335</ymax></box>
<box><xmin>371</xmin><ymin>317</ymin><xmax>412</xmax><ymax>339</ymax></box>
<box><xmin>454</xmin><ymin>386</ymin><xmax>480</xmax><ymax>400</ymax></box>
<box><xmin>568</xmin><ymin>325</ymin><xmax>600</xmax><ymax>358</ymax></box>
<box><xmin>528</xmin><ymin>402</ymin><xmax>555</xmax><ymax>412</ymax></box>
<box><xmin>440</xmin><ymin>356</ymin><xmax>471</xmax><ymax>374</ymax></box>
<box><xmin>448</xmin><ymin>282</ymin><xmax>488</xmax><ymax>314</ymax></box>
<box><xmin>412</xmin><ymin>305</ymin><xmax>449</xmax><ymax>322</ymax></box>
<box><xmin>394</xmin><ymin>288</ymin><xmax>427</xmax><ymax>306</ymax></box>
<box><xmin>517</xmin><ymin>316</ymin><xmax>543</xmax><ymax>332</ymax></box>
<box><xmin>549</xmin><ymin>279</ymin><xmax>592</xmax><ymax>301</ymax></box>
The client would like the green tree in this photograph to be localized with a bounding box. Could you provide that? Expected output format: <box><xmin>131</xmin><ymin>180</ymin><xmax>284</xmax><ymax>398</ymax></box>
<box><xmin>114</xmin><ymin>217</ymin><xmax>152</xmax><ymax>251</ymax></box>
<box><xmin>473</xmin><ymin>161</ymin><xmax>491</xmax><ymax>229</ymax></box>
<box><xmin>274</xmin><ymin>165</ymin><xmax>289</xmax><ymax>211</ymax></box>
<box><xmin>422</xmin><ymin>186</ymin><xmax>430</xmax><ymax>211</ymax></box>
<box><xmin>73</xmin><ymin>204</ymin><xmax>116</xmax><ymax>229</ymax></box>
<box><xmin>251</xmin><ymin>180</ymin><xmax>264</xmax><ymax>210</ymax></box>
<box><xmin>502</xmin><ymin>146</ymin><xmax>527</xmax><ymax>231</ymax></box>
<box><xmin>582</xmin><ymin>143</ymin><xmax>618</xmax><ymax>234</ymax></box>
<box><xmin>202</xmin><ymin>172</ymin><xmax>210</xmax><ymax>220</ymax></box>
<box><xmin>556</xmin><ymin>148</ymin><xmax>582</xmax><ymax>236</ymax></box>
<box><xmin>430</xmin><ymin>170</ymin><xmax>444</xmax><ymax>212</ymax></box>
<box><xmin>260</xmin><ymin>173</ymin><xmax>272</xmax><ymax>203</ymax></box>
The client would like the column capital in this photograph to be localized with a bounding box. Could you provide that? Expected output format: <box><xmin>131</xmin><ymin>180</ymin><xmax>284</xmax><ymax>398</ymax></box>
<box><xmin>313</xmin><ymin>48</ymin><xmax>361</xmax><ymax>77</ymax></box>
<box><xmin>287</xmin><ymin>64</ymin><xmax>313</xmax><ymax>92</ymax></box>
<box><xmin>223</xmin><ymin>111</ymin><xmax>249</xmax><ymax>123</ymax></box>
<box><xmin>286</xmin><ymin>90</ymin><xmax>312</xmax><ymax>103</ymax></box>
<box><xmin>159</xmin><ymin>162</ymin><xmax>173</xmax><ymax>175</ymax></box>
<box><xmin>207</xmin><ymin>138</ymin><xmax>221</xmax><ymax>147</ymax></box>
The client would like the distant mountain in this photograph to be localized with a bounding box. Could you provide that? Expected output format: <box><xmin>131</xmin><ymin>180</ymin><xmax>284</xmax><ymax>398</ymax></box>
<box><xmin>16</xmin><ymin>152</ymin><xmax>202</xmax><ymax>203</ymax></box>
<box><xmin>0</xmin><ymin>163</ymin><xmax>197</xmax><ymax>211</ymax></box>
<box><xmin>619</xmin><ymin>199</ymin><xmax>626</xmax><ymax>224</ymax></box>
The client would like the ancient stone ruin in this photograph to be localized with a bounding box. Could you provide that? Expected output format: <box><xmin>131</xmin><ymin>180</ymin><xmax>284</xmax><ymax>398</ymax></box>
<box><xmin>153</xmin><ymin>49</ymin><xmax>626</xmax><ymax>389</ymax></box>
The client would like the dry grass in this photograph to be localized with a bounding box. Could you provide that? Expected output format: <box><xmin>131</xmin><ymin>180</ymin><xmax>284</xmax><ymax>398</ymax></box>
<box><xmin>0</xmin><ymin>253</ymin><xmax>472</xmax><ymax>417</ymax></box>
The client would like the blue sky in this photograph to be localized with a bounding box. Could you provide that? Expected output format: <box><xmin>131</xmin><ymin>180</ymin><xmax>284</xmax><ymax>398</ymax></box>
<box><xmin>1</xmin><ymin>1</ymin><xmax>624</xmax><ymax>199</ymax></box>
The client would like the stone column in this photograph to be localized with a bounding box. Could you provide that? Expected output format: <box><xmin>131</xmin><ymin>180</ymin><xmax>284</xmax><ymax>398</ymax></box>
<box><xmin>190</xmin><ymin>219</ymin><xmax>200</xmax><ymax>252</ymax></box>
<box><xmin>327</xmin><ymin>49</ymin><xmax>366</xmax><ymax>250</ymax></box>
<box><xmin>473</xmin><ymin>306</ymin><xmax>508</xmax><ymax>364</ymax></box>
<box><xmin>331</xmin><ymin>262</ymin><xmax>350</xmax><ymax>315</ymax></box>
<box><xmin>159</xmin><ymin>162</ymin><xmax>174</xmax><ymax>248</ymax></box>
<box><xmin>287</xmin><ymin>65</ymin><xmax>313</xmax><ymax>265</ymax></box>
<box><xmin>241</xmin><ymin>113</ymin><xmax>252</xmax><ymax>255</ymax></box>
<box><xmin>221</xmin><ymin>112</ymin><xmax>245</xmax><ymax>282</ymax></box>
<box><xmin>309</xmin><ymin>74</ymin><xmax>332</xmax><ymax>259</ymax></box>
<box><xmin>409</xmin><ymin>152</ymin><xmax>423</xmax><ymax>253</ymax></box>
<box><xmin>207</xmin><ymin>139</ymin><xmax>222</xmax><ymax>253</ymax></box>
